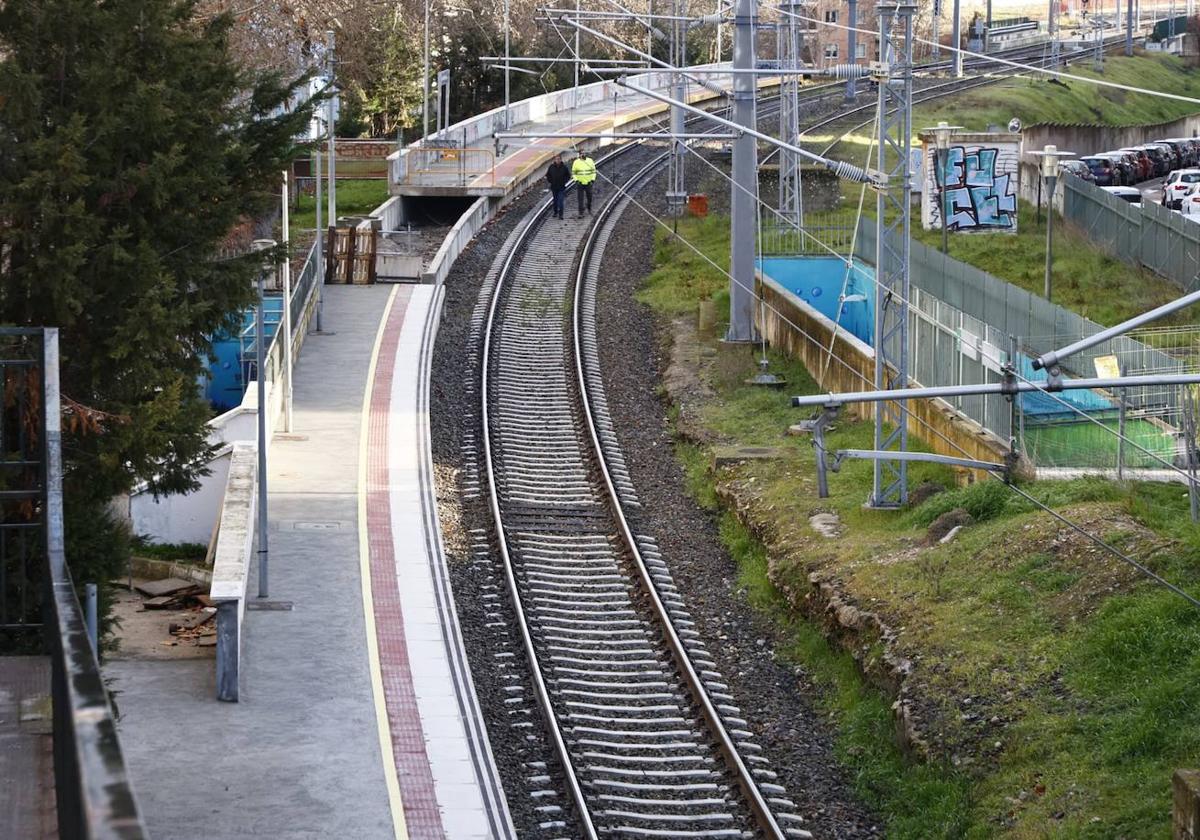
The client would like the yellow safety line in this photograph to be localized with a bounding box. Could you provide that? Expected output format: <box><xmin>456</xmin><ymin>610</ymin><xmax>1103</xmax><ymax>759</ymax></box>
<box><xmin>356</xmin><ymin>284</ymin><xmax>409</xmax><ymax>840</ymax></box>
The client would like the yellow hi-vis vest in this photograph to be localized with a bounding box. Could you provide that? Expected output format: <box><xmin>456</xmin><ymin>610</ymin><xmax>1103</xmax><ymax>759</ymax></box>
<box><xmin>572</xmin><ymin>157</ymin><xmax>597</xmax><ymax>185</ymax></box>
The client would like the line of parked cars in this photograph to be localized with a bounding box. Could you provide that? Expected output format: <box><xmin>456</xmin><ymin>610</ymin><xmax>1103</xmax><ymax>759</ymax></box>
<box><xmin>1070</xmin><ymin>137</ymin><xmax>1200</xmax><ymax>215</ymax></box>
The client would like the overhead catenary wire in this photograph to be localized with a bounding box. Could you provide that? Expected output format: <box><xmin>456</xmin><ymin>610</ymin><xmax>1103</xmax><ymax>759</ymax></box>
<box><xmin>590</xmin><ymin>161</ymin><xmax>1200</xmax><ymax>612</ymax></box>
<box><xmin>534</xmin><ymin>3</ymin><xmax>1200</xmax><ymax>608</ymax></box>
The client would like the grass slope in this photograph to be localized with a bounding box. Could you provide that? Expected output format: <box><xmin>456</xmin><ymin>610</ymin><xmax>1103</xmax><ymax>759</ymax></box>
<box><xmin>918</xmin><ymin>52</ymin><xmax>1200</xmax><ymax>132</ymax></box>
<box><xmin>289</xmin><ymin>179</ymin><xmax>390</xmax><ymax>232</ymax></box>
<box><xmin>642</xmin><ymin>216</ymin><xmax>1200</xmax><ymax>838</ymax></box>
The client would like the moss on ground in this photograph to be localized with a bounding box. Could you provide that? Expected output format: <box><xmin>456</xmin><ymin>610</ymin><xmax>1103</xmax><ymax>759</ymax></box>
<box><xmin>642</xmin><ymin>218</ymin><xmax>1200</xmax><ymax>838</ymax></box>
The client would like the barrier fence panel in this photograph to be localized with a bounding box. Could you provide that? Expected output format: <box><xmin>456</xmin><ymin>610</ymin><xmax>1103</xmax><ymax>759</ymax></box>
<box><xmin>1063</xmin><ymin>174</ymin><xmax>1200</xmax><ymax>292</ymax></box>
<box><xmin>400</xmin><ymin>147</ymin><xmax>496</xmax><ymax>187</ymax></box>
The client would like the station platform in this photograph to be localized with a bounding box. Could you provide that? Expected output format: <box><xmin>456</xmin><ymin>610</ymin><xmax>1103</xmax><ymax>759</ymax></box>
<box><xmin>107</xmin><ymin>284</ymin><xmax>514</xmax><ymax>840</ymax></box>
<box><xmin>389</xmin><ymin>67</ymin><xmax>752</xmax><ymax>201</ymax></box>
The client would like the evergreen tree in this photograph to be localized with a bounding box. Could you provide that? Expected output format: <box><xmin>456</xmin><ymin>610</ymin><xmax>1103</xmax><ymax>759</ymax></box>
<box><xmin>0</xmin><ymin>0</ymin><xmax>314</xmax><ymax>512</ymax></box>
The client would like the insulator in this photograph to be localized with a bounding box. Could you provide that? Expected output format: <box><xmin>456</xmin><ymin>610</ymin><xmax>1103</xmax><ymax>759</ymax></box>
<box><xmin>826</xmin><ymin>159</ymin><xmax>875</xmax><ymax>185</ymax></box>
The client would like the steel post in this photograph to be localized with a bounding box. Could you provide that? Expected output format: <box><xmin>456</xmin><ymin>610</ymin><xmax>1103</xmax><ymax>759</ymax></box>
<box><xmin>1050</xmin><ymin>0</ymin><xmax>1060</xmax><ymax>66</ymax></box>
<box><xmin>1044</xmin><ymin>174</ymin><xmax>1056</xmax><ymax>301</ymax></box>
<box><xmin>252</xmin><ymin>240</ymin><xmax>275</xmax><ymax>600</ymax></box>
<box><xmin>846</xmin><ymin>0</ymin><xmax>858</xmax><ymax>101</ymax></box>
<box><xmin>1126</xmin><ymin>0</ymin><xmax>1134</xmax><ymax>54</ymax></box>
<box><xmin>870</xmin><ymin>1</ymin><xmax>916</xmax><ymax>508</ymax></box>
<box><xmin>423</xmin><ymin>0</ymin><xmax>431</xmax><ymax>141</ymax></box>
<box><xmin>85</xmin><ymin>583</ymin><xmax>97</xmax><ymax>654</ymax></box>
<box><xmin>951</xmin><ymin>0</ymin><xmax>962</xmax><ymax>75</ymax></box>
<box><xmin>726</xmin><ymin>0</ymin><xmax>758</xmax><ymax>342</ymax></box>
<box><xmin>940</xmin><ymin>148</ymin><xmax>949</xmax><ymax>254</ymax></box>
<box><xmin>281</xmin><ymin>172</ymin><xmax>293</xmax><ymax>433</ymax></box>
<box><xmin>314</xmin><ymin>148</ymin><xmax>324</xmax><ymax>331</ymax></box>
<box><xmin>326</xmin><ymin>30</ymin><xmax>337</xmax><ymax>226</ymax></box>
<box><xmin>504</xmin><ymin>0</ymin><xmax>511</xmax><ymax>129</ymax></box>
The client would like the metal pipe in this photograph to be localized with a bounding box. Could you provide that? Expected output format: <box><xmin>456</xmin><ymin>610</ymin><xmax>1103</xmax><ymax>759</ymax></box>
<box><xmin>504</xmin><ymin>0</ymin><xmax>511</xmax><ymax>129</ymax></box>
<box><xmin>836</xmin><ymin>449</ymin><xmax>1006</xmax><ymax>471</ymax></box>
<box><xmin>951</xmin><ymin>0</ymin><xmax>962</xmax><ymax>75</ymax></box>
<box><xmin>1044</xmin><ymin>173</ymin><xmax>1056</xmax><ymax>301</ymax></box>
<box><xmin>480</xmin><ymin>55</ymin><xmax>654</xmax><ymax>62</ymax></box>
<box><xmin>424</xmin><ymin>0</ymin><xmax>431</xmax><ymax>141</ymax></box>
<box><xmin>251</xmin><ymin>239</ymin><xmax>275</xmax><ymax>599</ymax></box>
<box><xmin>495</xmin><ymin>130</ymin><xmax>739</xmax><ymax>139</ymax></box>
<box><xmin>314</xmin><ymin>148</ymin><xmax>324</xmax><ymax>332</ymax></box>
<box><xmin>792</xmin><ymin>372</ymin><xmax>1200</xmax><ymax>407</ymax></box>
<box><xmin>85</xmin><ymin>583</ymin><xmax>98</xmax><ymax>654</ymax></box>
<box><xmin>1127</xmin><ymin>0</ymin><xmax>1135</xmax><ymax>55</ymax></box>
<box><xmin>846</xmin><ymin>0</ymin><xmax>858</xmax><ymax>102</ymax></box>
<box><xmin>1034</xmin><ymin>287</ymin><xmax>1200</xmax><ymax>371</ymax></box>
<box><xmin>326</xmin><ymin>30</ymin><xmax>337</xmax><ymax>226</ymax></box>
<box><xmin>280</xmin><ymin>171</ymin><xmax>293</xmax><ymax>433</ymax></box>
<box><xmin>618</xmin><ymin>78</ymin><xmax>880</xmax><ymax>182</ymax></box>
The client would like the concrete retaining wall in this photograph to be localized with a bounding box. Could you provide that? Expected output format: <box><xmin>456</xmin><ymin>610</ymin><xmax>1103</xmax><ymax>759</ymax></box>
<box><xmin>210</xmin><ymin>441</ymin><xmax>258</xmax><ymax>702</ymax></box>
<box><xmin>758</xmin><ymin>277</ymin><xmax>1011</xmax><ymax>481</ymax></box>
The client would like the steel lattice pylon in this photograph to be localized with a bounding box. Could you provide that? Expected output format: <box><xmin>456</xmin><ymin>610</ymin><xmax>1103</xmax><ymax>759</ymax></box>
<box><xmin>776</xmin><ymin>0</ymin><xmax>804</xmax><ymax>226</ymax></box>
<box><xmin>871</xmin><ymin>2</ymin><xmax>915</xmax><ymax>508</ymax></box>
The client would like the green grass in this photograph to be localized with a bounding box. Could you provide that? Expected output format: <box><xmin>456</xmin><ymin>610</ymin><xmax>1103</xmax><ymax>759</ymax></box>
<box><xmin>131</xmin><ymin>538</ymin><xmax>208</xmax><ymax>565</ymax></box>
<box><xmin>288</xmin><ymin>179</ymin><xmax>390</xmax><ymax>232</ymax></box>
<box><xmin>910</xmin><ymin>203</ymin><xmax>1186</xmax><ymax>327</ymax></box>
<box><xmin>917</xmin><ymin>52</ymin><xmax>1200</xmax><ymax>133</ymax></box>
<box><xmin>643</xmin><ymin>215</ymin><xmax>1200</xmax><ymax>838</ymax></box>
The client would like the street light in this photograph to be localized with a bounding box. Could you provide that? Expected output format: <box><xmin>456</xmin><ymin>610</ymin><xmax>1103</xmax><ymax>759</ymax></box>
<box><xmin>922</xmin><ymin>121</ymin><xmax>962</xmax><ymax>255</ymax></box>
<box><xmin>250</xmin><ymin>238</ymin><xmax>276</xmax><ymax>599</ymax></box>
<box><xmin>1032</xmin><ymin>144</ymin><xmax>1074</xmax><ymax>302</ymax></box>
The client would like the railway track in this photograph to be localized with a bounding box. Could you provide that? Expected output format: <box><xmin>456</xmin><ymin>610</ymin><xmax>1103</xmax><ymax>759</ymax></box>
<box><xmin>470</xmin><ymin>30</ymin><xmax>1138</xmax><ymax>836</ymax></box>
<box><xmin>479</xmin><ymin>145</ymin><xmax>810</xmax><ymax>838</ymax></box>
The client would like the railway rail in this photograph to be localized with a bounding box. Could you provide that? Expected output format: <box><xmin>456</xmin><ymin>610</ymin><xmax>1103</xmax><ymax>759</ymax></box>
<box><xmin>469</xmin><ymin>31</ymin><xmax>1134</xmax><ymax>836</ymax></box>
<box><xmin>479</xmin><ymin>141</ymin><xmax>813</xmax><ymax>838</ymax></box>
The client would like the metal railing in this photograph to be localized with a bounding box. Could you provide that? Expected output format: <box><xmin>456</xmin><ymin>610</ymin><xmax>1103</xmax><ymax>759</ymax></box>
<box><xmin>400</xmin><ymin>146</ymin><xmax>496</xmax><ymax>187</ymax></box>
<box><xmin>759</xmin><ymin>219</ymin><xmax>857</xmax><ymax>256</ymax></box>
<box><xmin>0</xmin><ymin>327</ymin><xmax>149</xmax><ymax>839</ymax></box>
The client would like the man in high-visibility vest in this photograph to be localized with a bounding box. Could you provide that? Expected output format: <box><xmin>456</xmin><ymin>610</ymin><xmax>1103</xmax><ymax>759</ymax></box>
<box><xmin>571</xmin><ymin>150</ymin><xmax>597</xmax><ymax>218</ymax></box>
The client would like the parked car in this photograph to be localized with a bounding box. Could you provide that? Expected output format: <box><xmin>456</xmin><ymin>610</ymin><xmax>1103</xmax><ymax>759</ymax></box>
<box><xmin>1157</xmin><ymin>139</ymin><xmax>1194</xmax><ymax>168</ymax></box>
<box><xmin>1116</xmin><ymin>148</ymin><xmax>1155</xmax><ymax>181</ymax></box>
<box><xmin>1140</xmin><ymin>145</ymin><xmax>1173</xmax><ymax>177</ymax></box>
<box><xmin>1100</xmin><ymin>151</ymin><xmax>1140</xmax><ymax>185</ymax></box>
<box><xmin>1180</xmin><ymin>183</ymin><xmax>1200</xmax><ymax>215</ymax></box>
<box><xmin>1059</xmin><ymin>159</ymin><xmax>1095</xmax><ymax>182</ymax></box>
<box><xmin>1162</xmin><ymin>169</ymin><xmax>1200</xmax><ymax>207</ymax></box>
<box><xmin>1101</xmin><ymin>185</ymin><xmax>1144</xmax><ymax>206</ymax></box>
<box><xmin>1147</xmin><ymin>141</ymin><xmax>1182</xmax><ymax>171</ymax></box>
<box><xmin>1080</xmin><ymin>155</ymin><xmax>1118</xmax><ymax>186</ymax></box>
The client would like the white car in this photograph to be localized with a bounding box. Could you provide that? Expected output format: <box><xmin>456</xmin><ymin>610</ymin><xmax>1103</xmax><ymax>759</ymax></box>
<box><xmin>1101</xmin><ymin>185</ymin><xmax>1143</xmax><ymax>207</ymax></box>
<box><xmin>1180</xmin><ymin>183</ymin><xmax>1200</xmax><ymax>216</ymax></box>
<box><xmin>1162</xmin><ymin>169</ymin><xmax>1200</xmax><ymax>208</ymax></box>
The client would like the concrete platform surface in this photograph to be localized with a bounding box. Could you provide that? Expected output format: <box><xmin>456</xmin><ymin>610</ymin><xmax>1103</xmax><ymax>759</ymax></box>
<box><xmin>0</xmin><ymin>656</ymin><xmax>56</xmax><ymax>840</ymax></box>
<box><xmin>107</xmin><ymin>284</ymin><xmax>512</xmax><ymax>839</ymax></box>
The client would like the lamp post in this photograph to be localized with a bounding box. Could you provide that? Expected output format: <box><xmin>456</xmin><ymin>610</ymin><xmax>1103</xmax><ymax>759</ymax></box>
<box><xmin>923</xmin><ymin>121</ymin><xmax>962</xmax><ymax>255</ymax></box>
<box><xmin>250</xmin><ymin>238</ymin><xmax>276</xmax><ymax>599</ymax></box>
<box><xmin>1032</xmin><ymin>144</ymin><xmax>1074</xmax><ymax>302</ymax></box>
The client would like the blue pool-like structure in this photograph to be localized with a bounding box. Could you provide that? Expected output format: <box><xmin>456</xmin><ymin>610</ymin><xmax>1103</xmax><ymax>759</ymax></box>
<box><xmin>758</xmin><ymin>256</ymin><xmax>875</xmax><ymax>344</ymax></box>
<box><xmin>205</xmin><ymin>297</ymin><xmax>283</xmax><ymax>413</ymax></box>
<box><xmin>757</xmin><ymin>256</ymin><xmax>1114</xmax><ymax>418</ymax></box>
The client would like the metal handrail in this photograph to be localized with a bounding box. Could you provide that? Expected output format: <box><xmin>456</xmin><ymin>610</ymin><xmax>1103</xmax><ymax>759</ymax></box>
<box><xmin>16</xmin><ymin>328</ymin><xmax>149</xmax><ymax>839</ymax></box>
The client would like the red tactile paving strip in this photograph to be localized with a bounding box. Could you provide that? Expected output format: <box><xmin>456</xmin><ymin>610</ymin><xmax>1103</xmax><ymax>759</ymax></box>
<box><xmin>365</xmin><ymin>285</ymin><xmax>447</xmax><ymax>839</ymax></box>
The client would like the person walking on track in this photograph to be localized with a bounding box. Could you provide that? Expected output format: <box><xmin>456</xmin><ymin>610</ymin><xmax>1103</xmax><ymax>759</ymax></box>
<box><xmin>545</xmin><ymin>153</ymin><xmax>570</xmax><ymax>219</ymax></box>
<box><xmin>571</xmin><ymin>150</ymin><xmax>597</xmax><ymax>218</ymax></box>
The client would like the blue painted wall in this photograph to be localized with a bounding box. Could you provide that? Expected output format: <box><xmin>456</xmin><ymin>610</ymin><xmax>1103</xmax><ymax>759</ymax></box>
<box><xmin>205</xmin><ymin>297</ymin><xmax>283</xmax><ymax>413</ymax></box>
<box><xmin>759</xmin><ymin>255</ymin><xmax>1112</xmax><ymax>418</ymax></box>
<box><xmin>758</xmin><ymin>256</ymin><xmax>875</xmax><ymax>344</ymax></box>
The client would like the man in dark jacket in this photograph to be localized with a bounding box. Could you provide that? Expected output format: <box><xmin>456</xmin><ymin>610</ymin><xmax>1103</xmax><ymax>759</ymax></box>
<box><xmin>545</xmin><ymin>153</ymin><xmax>570</xmax><ymax>219</ymax></box>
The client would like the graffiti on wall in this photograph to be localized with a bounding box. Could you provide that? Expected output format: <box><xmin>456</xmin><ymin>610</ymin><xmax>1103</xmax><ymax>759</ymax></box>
<box><xmin>922</xmin><ymin>137</ymin><xmax>1020</xmax><ymax>234</ymax></box>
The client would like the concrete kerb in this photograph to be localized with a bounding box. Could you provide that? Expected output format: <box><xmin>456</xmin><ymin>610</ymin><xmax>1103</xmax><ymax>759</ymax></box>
<box><xmin>210</xmin><ymin>441</ymin><xmax>258</xmax><ymax>702</ymax></box>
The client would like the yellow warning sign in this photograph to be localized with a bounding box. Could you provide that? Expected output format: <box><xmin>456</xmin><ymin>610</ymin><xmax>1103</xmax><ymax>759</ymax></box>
<box><xmin>1093</xmin><ymin>354</ymin><xmax>1121</xmax><ymax>379</ymax></box>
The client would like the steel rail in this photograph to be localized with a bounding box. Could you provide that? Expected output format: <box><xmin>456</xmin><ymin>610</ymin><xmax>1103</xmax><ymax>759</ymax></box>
<box><xmin>571</xmin><ymin>157</ymin><xmax>789</xmax><ymax>839</ymax></box>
